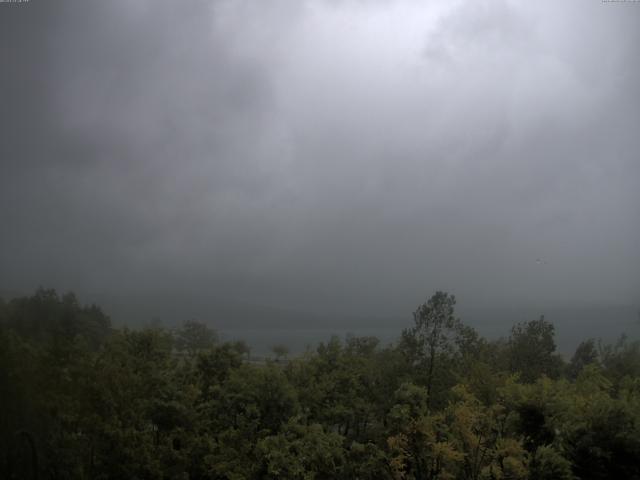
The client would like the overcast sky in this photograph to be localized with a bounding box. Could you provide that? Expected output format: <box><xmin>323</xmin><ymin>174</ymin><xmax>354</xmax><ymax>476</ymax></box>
<box><xmin>1</xmin><ymin>0</ymin><xmax>639</xmax><ymax>323</ymax></box>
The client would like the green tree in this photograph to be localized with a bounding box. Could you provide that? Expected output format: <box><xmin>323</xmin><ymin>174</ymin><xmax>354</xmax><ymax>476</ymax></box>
<box><xmin>567</xmin><ymin>339</ymin><xmax>599</xmax><ymax>379</ymax></box>
<box><xmin>599</xmin><ymin>335</ymin><xmax>640</xmax><ymax>383</ymax></box>
<box><xmin>401</xmin><ymin>291</ymin><xmax>462</xmax><ymax>407</ymax></box>
<box><xmin>2</xmin><ymin>287</ymin><xmax>640</xmax><ymax>479</ymax></box>
<box><xmin>195</xmin><ymin>343</ymin><xmax>243</xmax><ymax>398</ymax></box>
<box><xmin>173</xmin><ymin>319</ymin><xmax>218</xmax><ymax>356</ymax></box>
<box><xmin>529</xmin><ymin>445</ymin><xmax>574</xmax><ymax>480</ymax></box>
<box><xmin>257</xmin><ymin>418</ymin><xmax>345</xmax><ymax>479</ymax></box>
<box><xmin>2</xmin><ymin>288</ymin><xmax>111</xmax><ymax>350</ymax></box>
<box><xmin>508</xmin><ymin>316</ymin><xmax>563</xmax><ymax>383</ymax></box>
<box><xmin>272</xmin><ymin>344</ymin><xmax>290</xmax><ymax>362</ymax></box>
<box><xmin>231</xmin><ymin>339</ymin><xmax>251</xmax><ymax>361</ymax></box>
<box><xmin>387</xmin><ymin>382</ymin><xmax>463</xmax><ymax>480</ymax></box>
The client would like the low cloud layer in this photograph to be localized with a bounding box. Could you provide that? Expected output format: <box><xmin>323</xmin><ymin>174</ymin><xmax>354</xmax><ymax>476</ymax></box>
<box><xmin>1</xmin><ymin>0</ymin><xmax>638</xmax><ymax>323</ymax></box>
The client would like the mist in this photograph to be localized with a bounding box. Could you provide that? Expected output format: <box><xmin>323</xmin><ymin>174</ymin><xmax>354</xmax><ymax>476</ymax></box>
<box><xmin>1</xmin><ymin>0</ymin><xmax>639</xmax><ymax>336</ymax></box>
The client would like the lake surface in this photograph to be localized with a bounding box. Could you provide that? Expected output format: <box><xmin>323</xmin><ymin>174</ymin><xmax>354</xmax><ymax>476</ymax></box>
<box><xmin>220</xmin><ymin>305</ymin><xmax>639</xmax><ymax>357</ymax></box>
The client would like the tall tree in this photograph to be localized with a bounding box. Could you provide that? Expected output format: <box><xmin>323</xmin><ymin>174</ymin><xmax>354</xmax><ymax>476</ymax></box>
<box><xmin>401</xmin><ymin>291</ymin><xmax>461</xmax><ymax>407</ymax></box>
<box><xmin>508</xmin><ymin>316</ymin><xmax>563</xmax><ymax>383</ymax></box>
<box><xmin>173</xmin><ymin>320</ymin><xmax>217</xmax><ymax>356</ymax></box>
<box><xmin>568</xmin><ymin>338</ymin><xmax>599</xmax><ymax>379</ymax></box>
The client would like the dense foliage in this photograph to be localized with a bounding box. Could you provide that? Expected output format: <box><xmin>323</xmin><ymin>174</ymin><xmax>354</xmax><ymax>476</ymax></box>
<box><xmin>2</xmin><ymin>289</ymin><xmax>639</xmax><ymax>479</ymax></box>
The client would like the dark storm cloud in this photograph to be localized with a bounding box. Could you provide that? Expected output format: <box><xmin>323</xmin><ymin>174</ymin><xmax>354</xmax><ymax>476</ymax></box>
<box><xmin>1</xmin><ymin>0</ymin><xmax>638</xmax><ymax>324</ymax></box>
<box><xmin>2</xmin><ymin>1</ymin><xmax>283</xmax><ymax>290</ymax></box>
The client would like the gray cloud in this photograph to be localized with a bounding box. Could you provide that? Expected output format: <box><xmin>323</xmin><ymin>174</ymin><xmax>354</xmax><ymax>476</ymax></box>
<box><xmin>1</xmin><ymin>0</ymin><xmax>638</xmax><ymax>326</ymax></box>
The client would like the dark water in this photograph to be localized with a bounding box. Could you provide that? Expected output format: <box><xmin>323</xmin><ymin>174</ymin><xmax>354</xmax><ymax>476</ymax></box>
<box><xmin>220</xmin><ymin>305</ymin><xmax>639</xmax><ymax>357</ymax></box>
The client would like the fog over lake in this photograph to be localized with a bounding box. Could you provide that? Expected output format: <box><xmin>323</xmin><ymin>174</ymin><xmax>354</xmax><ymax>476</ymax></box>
<box><xmin>1</xmin><ymin>0</ymin><xmax>638</xmax><ymax>344</ymax></box>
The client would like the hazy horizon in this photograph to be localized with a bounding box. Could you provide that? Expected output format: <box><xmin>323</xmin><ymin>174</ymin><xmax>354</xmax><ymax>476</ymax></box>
<box><xmin>2</xmin><ymin>286</ymin><xmax>638</xmax><ymax>357</ymax></box>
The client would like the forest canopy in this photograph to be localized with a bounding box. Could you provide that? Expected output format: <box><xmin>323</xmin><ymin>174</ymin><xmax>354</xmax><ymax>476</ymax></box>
<box><xmin>1</xmin><ymin>288</ymin><xmax>639</xmax><ymax>479</ymax></box>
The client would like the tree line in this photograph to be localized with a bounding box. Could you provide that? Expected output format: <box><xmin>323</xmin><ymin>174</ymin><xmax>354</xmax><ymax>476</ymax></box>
<box><xmin>1</xmin><ymin>288</ymin><xmax>639</xmax><ymax>479</ymax></box>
